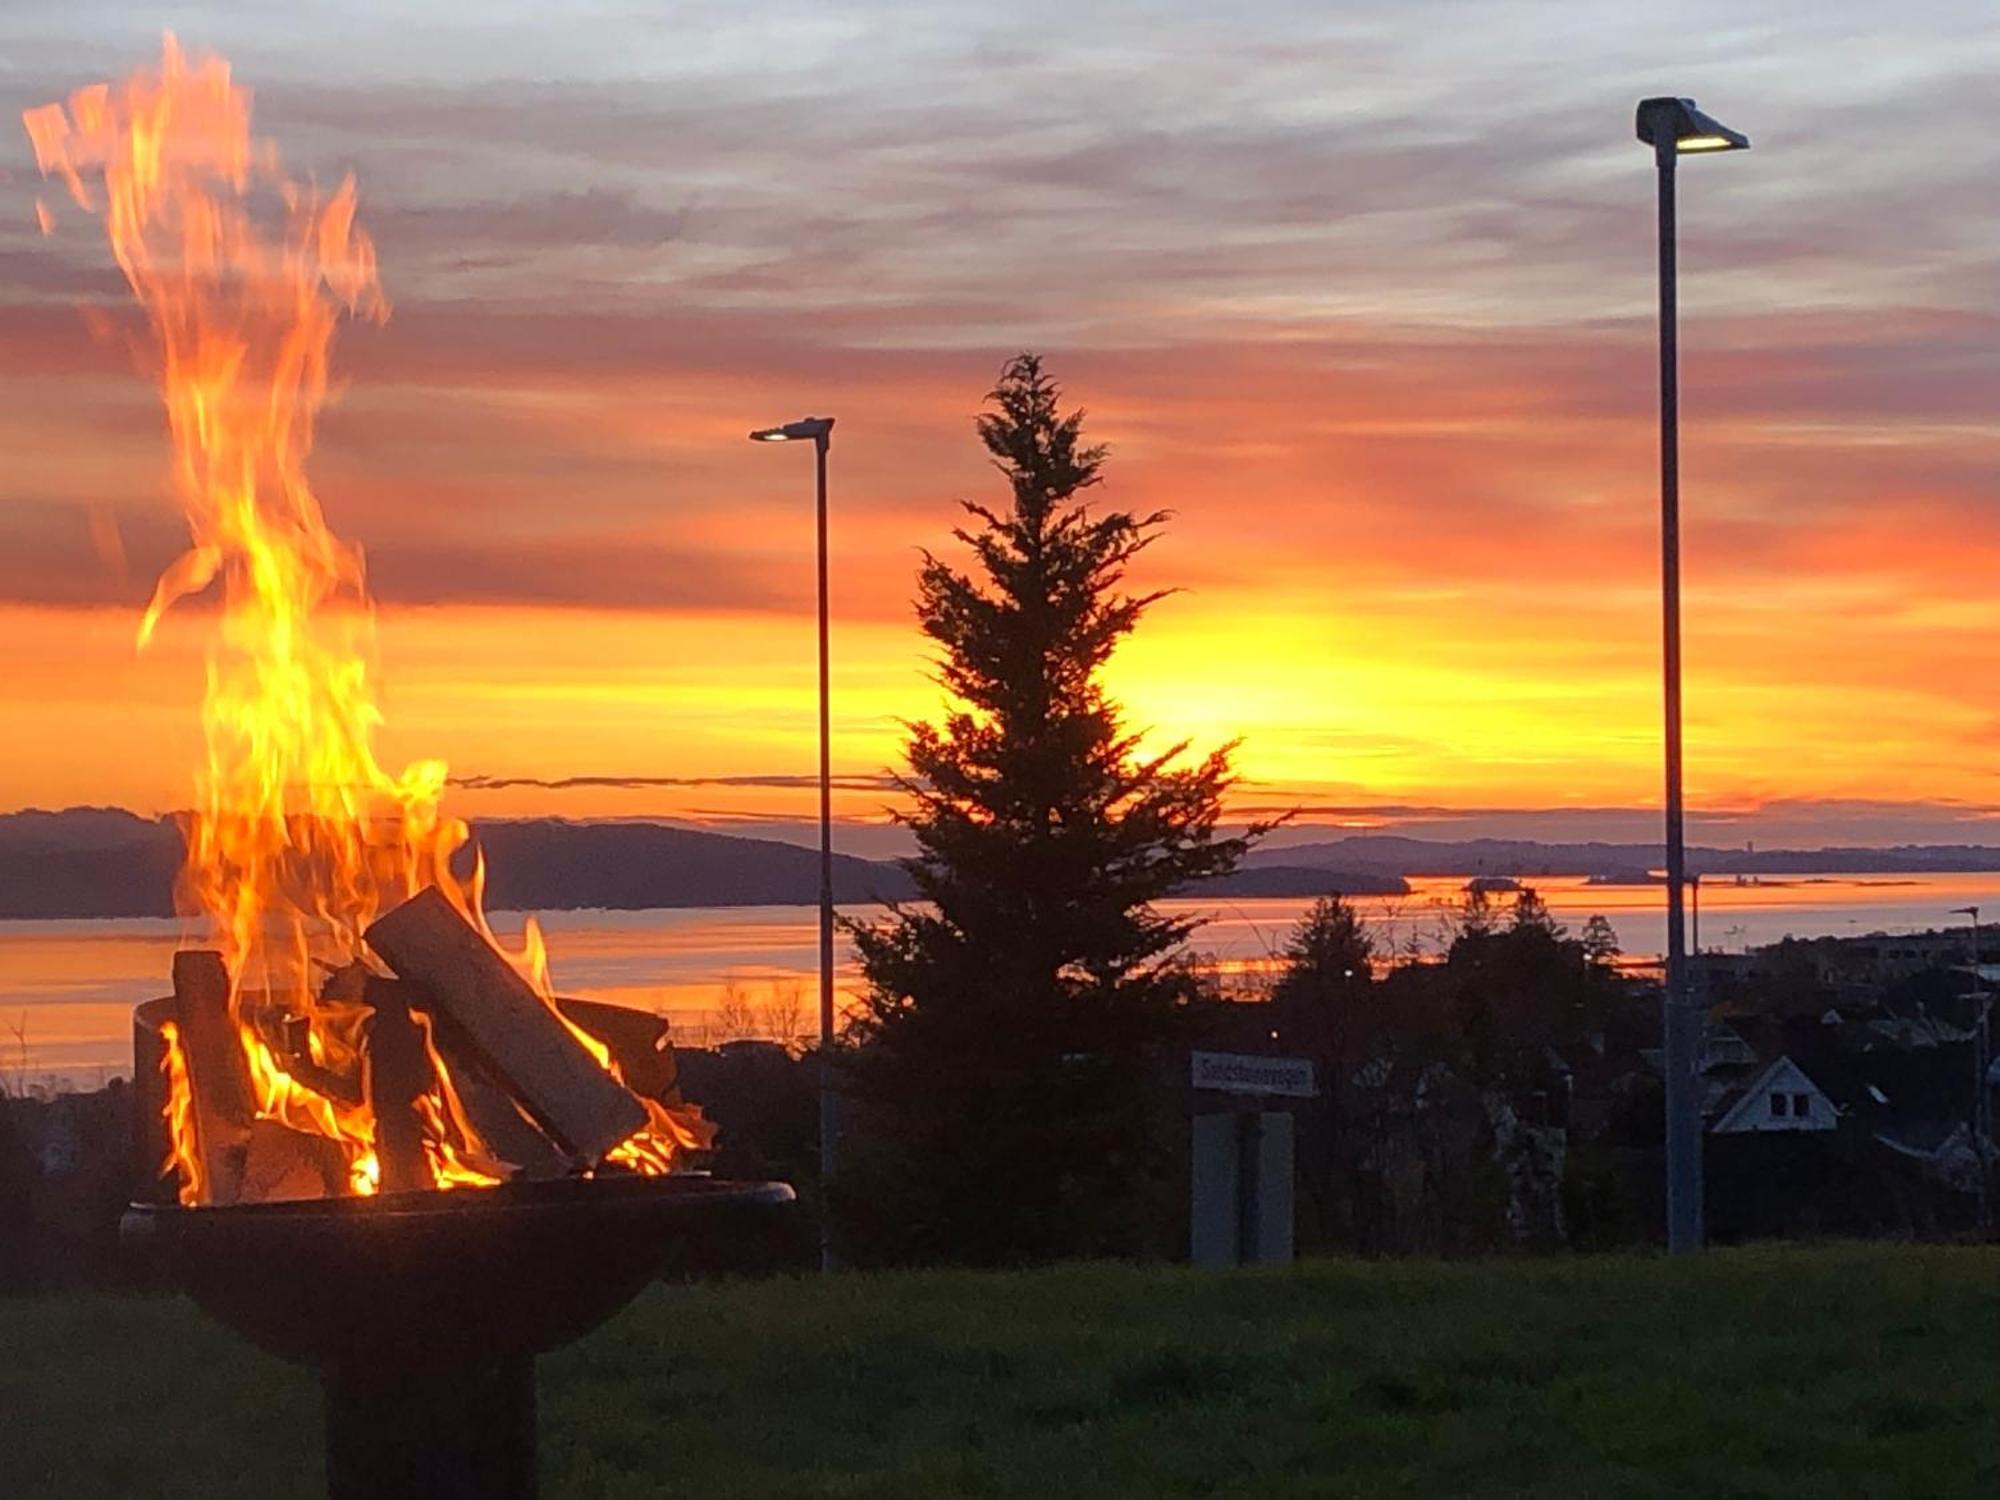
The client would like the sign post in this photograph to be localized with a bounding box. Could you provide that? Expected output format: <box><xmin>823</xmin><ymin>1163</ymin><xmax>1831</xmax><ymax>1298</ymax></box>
<box><xmin>1189</xmin><ymin>1052</ymin><xmax>1312</xmax><ymax>1267</ymax></box>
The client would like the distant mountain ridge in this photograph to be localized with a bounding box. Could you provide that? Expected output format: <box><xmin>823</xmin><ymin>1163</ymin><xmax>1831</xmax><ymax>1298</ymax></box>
<box><xmin>1246</xmin><ymin>834</ymin><xmax>2000</xmax><ymax>878</ymax></box>
<box><xmin>0</xmin><ymin>809</ymin><xmax>915</xmax><ymax>919</ymax></box>
<box><xmin>3</xmin><ymin>808</ymin><xmax>1993</xmax><ymax>920</ymax></box>
<box><xmin>475</xmin><ymin>819</ymin><xmax>912</xmax><ymax>910</ymax></box>
<box><xmin>0</xmin><ymin>809</ymin><xmax>1405</xmax><ymax>917</ymax></box>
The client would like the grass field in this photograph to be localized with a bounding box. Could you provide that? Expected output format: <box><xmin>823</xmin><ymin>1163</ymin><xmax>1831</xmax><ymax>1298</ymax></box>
<box><xmin>5</xmin><ymin>1243</ymin><xmax>1996</xmax><ymax>1498</ymax></box>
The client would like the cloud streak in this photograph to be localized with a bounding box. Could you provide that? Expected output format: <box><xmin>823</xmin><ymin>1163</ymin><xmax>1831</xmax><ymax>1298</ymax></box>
<box><xmin>454</xmin><ymin>771</ymin><xmax>901</xmax><ymax>793</ymax></box>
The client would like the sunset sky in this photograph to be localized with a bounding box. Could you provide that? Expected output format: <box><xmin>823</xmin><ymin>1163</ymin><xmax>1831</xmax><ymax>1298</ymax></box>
<box><xmin>1</xmin><ymin>4</ymin><xmax>1995</xmax><ymax>851</ymax></box>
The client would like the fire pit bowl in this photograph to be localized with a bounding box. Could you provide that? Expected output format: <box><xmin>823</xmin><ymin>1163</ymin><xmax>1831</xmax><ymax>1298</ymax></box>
<box><xmin>122</xmin><ymin>1174</ymin><xmax>795</xmax><ymax>1368</ymax></box>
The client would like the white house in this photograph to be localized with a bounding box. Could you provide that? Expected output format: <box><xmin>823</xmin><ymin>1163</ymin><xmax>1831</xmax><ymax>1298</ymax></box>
<box><xmin>1708</xmin><ymin>1055</ymin><xmax>1839</xmax><ymax>1135</ymax></box>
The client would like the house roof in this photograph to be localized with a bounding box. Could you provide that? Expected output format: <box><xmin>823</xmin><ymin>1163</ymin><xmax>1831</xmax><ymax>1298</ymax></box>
<box><xmin>1700</xmin><ymin>1021</ymin><xmax>1759</xmax><ymax>1070</ymax></box>
<box><xmin>1865</xmin><ymin>1013</ymin><xmax>1973</xmax><ymax>1049</ymax></box>
<box><xmin>1708</xmin><ymin>1054</ymin><xmax>1837</xmax><ymax>1134</ymax></box>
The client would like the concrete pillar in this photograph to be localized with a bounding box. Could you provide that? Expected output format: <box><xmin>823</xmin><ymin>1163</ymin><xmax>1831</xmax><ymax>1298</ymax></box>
<box><xmin>1191</xmin><ymin>1111</ymin><xmax>1294</xmax><ymax>1267</ymax></box>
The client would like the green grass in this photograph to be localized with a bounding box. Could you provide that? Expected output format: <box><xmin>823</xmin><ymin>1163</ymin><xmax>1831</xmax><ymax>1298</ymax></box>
<box><xmin>5</xmin><ymin>1244</ymin><xmax>1996</xmax><ymax>1498</ymax></box>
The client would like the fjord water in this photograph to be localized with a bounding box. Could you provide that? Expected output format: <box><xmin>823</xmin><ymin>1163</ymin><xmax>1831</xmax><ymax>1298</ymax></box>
<box><xmin>5</xmin><ymin>872</ymin><xmax>1999</xmax><ymax>1084</ymax></box>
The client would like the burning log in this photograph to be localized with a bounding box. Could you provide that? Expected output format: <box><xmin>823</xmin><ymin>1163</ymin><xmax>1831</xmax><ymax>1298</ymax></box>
<box><xmin>556</xmin><ymin>997</ymin><xmax>681</xmax><ymax>1104</ymax></box>
<box><xmin>172</xmin><ymin>949</ymin><xmax>255</xmax><ymax>1204</ymax></box>
<box><xmin>273</xmin><ymin>1011</ymin><xmax>365</xmax><ymax>1109</ymax></box>
<box><xmin>239</xmin><ymin>1120</ymin><xmax>347</xmax><ymax>1202</ymax></box>
<box><xmin>439</xmin><ymin>1057</ymin><xmax>567</xmax><ymax>1182</ymax></box>
<box><xmin>365</xmin><ymin>888</ymin><xmax>648</xmax><ymax>1165</ymax></box>
<box><xmin>362</xmin><ymin>979</ymin><xmax>434</xmax><ymax>1195</ymax></box>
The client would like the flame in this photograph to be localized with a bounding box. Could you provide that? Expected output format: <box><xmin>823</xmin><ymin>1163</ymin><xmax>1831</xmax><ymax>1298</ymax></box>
<box><xmin>29</xmin><ymin>38</ymin><xmax>704</xmax><ymax>1202</ymax></box>
<box><xmin>157</xmin><ymin>1020</ymin><xmax>204</xmax><ymax>1207</ymax></box>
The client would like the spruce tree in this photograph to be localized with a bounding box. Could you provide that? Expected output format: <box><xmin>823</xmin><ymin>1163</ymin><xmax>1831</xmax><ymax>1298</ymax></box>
<box><xmin>841</xmin><ymin>353</ymin><xmax>1258</xmax><ymax>1264</ymax></box>
<box><xmin>1580</xmin><ymin>913</ymin><xmax>1621</xmax><ymax>968</ymax></box>
<box><xmin>1272</xmin><ymin>896</ymin><xmax>1375</xmax><ymax>1043</ymax></box>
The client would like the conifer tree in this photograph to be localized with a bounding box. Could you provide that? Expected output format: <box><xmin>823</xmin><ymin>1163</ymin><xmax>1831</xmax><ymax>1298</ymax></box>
<box><xmin>1580</xmin><ymin>913</ymin><xmax>1621</xmax><ymax>968</ymax></box>
<box><xmin>1272</xmin><ymin>896</ymin><xmax>1375</xmax><ymax>1034</ymax></box>
<box><xmin>841</xmin><ymin>354</ymin><xmax>1258</xmax><ymax>1264</ymax></box>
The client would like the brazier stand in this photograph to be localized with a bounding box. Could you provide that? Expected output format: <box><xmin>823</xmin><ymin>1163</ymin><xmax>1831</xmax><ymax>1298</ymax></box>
<box><xmin>124</xmin><ymin>995</ymin><xmax>794</xmax><ymax>1500</ymax></box>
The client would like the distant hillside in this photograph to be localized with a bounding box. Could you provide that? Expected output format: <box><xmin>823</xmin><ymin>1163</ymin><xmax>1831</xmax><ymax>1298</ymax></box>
<box><xmin>0</xmin><ymin>808</ymin><xmax>183</xmax><ymax>917</ymax></box>
<box><xmin>472</xmin><ymin>819</ymin><xmax>913</xmax><ymax>910</ymax></box>
<box><xmin>6</xmin><ymin>808</ymin><xmax>1991</xmax><ymax>919</ymax></box>
<box><xmin>1248</xmin><ymin>834</ymin><xmax>2000</xmax><ymax>879</ymax></box>
<box><xmin>0</xmin><ymin>809</ymin><xmax>913</xmax><ymax>919</ymax></box>
<box><xmin>0</xmin><ymin>806</ymin><xmax>173</xmax><ymax>852</ymax></box>
<box><xmin>0</xmin><ymin>809</ymin><xmax>1404</xmax><ymax>917</ymax></box>
<box><xmin>1183</xmin><ymin>865</ymin><xmax>1408</xmax><ymax>899</ymax></box>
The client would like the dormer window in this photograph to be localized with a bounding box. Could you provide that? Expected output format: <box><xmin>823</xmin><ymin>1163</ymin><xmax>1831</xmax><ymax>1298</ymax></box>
<box><xmin>1769</xmin><ymin>1092</ymin><xmax>1788</xmax><ymax>1118</ymax></box>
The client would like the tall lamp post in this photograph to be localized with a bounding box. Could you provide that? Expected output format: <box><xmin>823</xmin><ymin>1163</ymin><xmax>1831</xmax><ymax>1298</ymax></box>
<box><xmin>749</xmin><ymin>414</ymin><xmax>838</xmax><ymax>1270</ymax></box>
<box><xmin>1950</xmin><ymin>905</ymin><xmax>1990</xmax><ymax>1234</ymax></box>
<box><xmin>1690</xmin><ymin>871</ymin><xmax>1702</xmax><ymax>957</ymax></box>
<box><xmin>1636</xmin><ymin>97</ymin><xmax>1748</xmax><ymax>1255</ymax></box>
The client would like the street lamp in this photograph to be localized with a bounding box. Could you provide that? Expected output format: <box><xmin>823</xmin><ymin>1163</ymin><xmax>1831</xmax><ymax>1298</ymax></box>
<box><xmin>1950</xmin><ymin>905</ymin><xmax>1990</xmax><ymax>1234</ymax></box>
<box><xmin>1636</xmin><ymin>97</ymin><xmax>1748</xmax><ymax>1255</ymax></box>
<box><xmin>748</xmin><ymin>414</ymin><xmax>838</xmax><ymax>1269</ymax></box>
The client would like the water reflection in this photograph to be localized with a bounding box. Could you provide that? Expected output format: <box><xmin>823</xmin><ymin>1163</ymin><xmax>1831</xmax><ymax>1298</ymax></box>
<box><xmin>5</xmin><ymin>872</ymin><xmax>1998</xmax><ymax>1085</ymax></box>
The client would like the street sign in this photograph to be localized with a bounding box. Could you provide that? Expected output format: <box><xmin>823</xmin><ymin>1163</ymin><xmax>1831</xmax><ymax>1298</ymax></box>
<box><xmin>1191</xmin><ymin>1050</ymin><xmax>1315</xmax><ymax>1098</ymax></box>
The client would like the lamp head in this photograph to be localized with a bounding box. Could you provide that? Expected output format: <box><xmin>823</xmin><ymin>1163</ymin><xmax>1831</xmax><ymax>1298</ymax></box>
<box><xmin>1636</xmin><ymin>97</ymin><xmax>1749</xmax><ymax>155</ymax></box>
<box><xmin>748</xmin><ymin>416</ymin><xmax>835</xmax><ymax>445</ymax></box>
